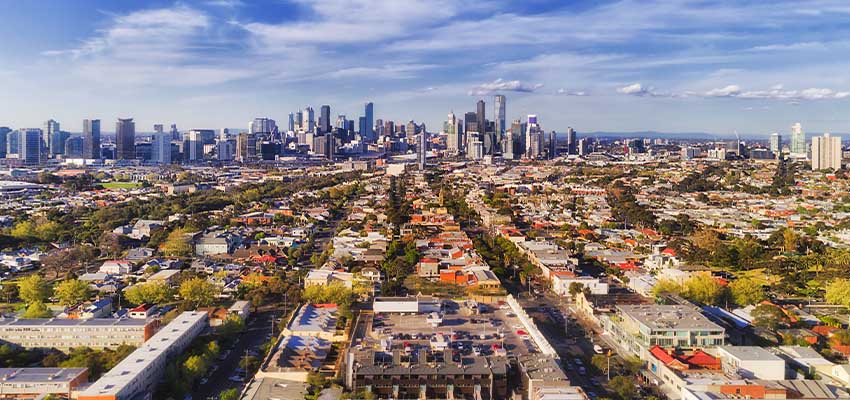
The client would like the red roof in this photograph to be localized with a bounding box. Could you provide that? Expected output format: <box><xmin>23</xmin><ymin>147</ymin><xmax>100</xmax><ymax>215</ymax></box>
<box><xmin>650</xmin><ymin>346</ymin><xmax>676</xmax><ymax>364</ymax></box>
<box><xmin>420</xmin><ymin>257</ymin><xmax>440</xmax><ymax>263</ymax></box>
<box><xmin>662</xmin><ymin>248</ymin><xmax>677</xmax><ymax>256</ymax></box>
<box><xmin>684</xmin><ymin>350</ymin><xmax>720</xmax><ymax>369</ymax></box>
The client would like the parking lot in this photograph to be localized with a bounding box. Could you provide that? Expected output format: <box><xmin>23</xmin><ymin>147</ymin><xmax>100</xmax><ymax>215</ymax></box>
<box><xmin>366</xmin><ymin>300</ymin><xmax>539</xmax><ymax>357</ymax></box>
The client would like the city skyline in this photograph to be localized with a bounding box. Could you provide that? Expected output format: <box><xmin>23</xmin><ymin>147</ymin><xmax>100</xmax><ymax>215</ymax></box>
<box><xmin>2</xmin><ymin>1</ymin><xmax>850</xmax><ymax>135</ymax></box>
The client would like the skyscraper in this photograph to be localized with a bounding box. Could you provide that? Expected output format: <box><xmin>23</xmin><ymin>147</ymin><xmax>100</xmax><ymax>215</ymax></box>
<box><xmin>446</xmin><ymin>112</ymin><xmax>462</xmax><ymax>155</ymax></box>
<box><xmin>115</xmin><ymin>118</ymin><xmax>136</xmax><ymax>160</ymax></box>
<box><xmin>566</xmin><ymin>127</ymin><xmax>577</xmax><ymax>155</ymax></box>
<box><xmin>0</xmin><ymin>127</ymin><xmax>9</xmax><ymax>158</ymax></box>
<box><xmin>494</xmin><ymin>95</ymin><xmax>505</xmax><ymax>138</ymax></box>
<box><xmin>364</xmin><ymin>102</ymin><xmax>374</xmax><ymax>142</ymax></box>
<box><xmin>419</xmin><ymin>130</ymin><xmax>428</xmax><ymax>170</ymax></box>
<box><xmin>302</xmin><ymin>107</ymin><xmax>315</xmax><ymax>133</ymax></box>
<box><xmin>6</xmin><ymin>130</ymin><xmax>19</xmax><ymax>157</ymax></box>
<box><xmin>154</xmin><ymin>124</ymin><xmax>164</xmax><ymax>134</ymax></box>
<box><xmin>170</xmin><ymin>124</ymin><xmax>180</xmax><ymax>141</ymax></box>
<box><xmin>83</xmin><ymin>119</ymin><xmax>101</xmax><ymax>159</ymax></box>
<box><xmin>294</xmin><ymin>111</ymin><xmax>303</xmax><ymax>131</ymax></box>
<box><xmin>152</xmin><ymin>132</ymin><xmax>171</xmax><ymax>164</ymax></box>
<box><xmin>20</xmin><ymin>128</ymin><xmax>42</xmax><ymax>165</ymax></box>
<box><xmin>769</xmin><ymin>133</ymin><xmax>781</xmax><ymax>157</ymax></box>
<box><xmin>51</xmin><ymin>130</ymin><xmax>70</xmax><ymax>156</ymax></box>
<box><xmin>791</xmin><ymin>122</ymin><xmax>806</xmax><ymax>157</ymax></box>
<box><xmin>525</xmin><ymin>115</ymin><xmax>543</xmax><ymax>158</ymax></box>
<box><xmin>184</xmin><ymin>130</ymin><xmax>205</xmax><ymax>162</ymax></box>
<box><xmin>43</xmin><ymin>119</ymin><xmax>59</xmax><ymax>157</ymax></box>
<box><xmin>250</xmin><ymin>118</ymin><xmax>276</xmax><ymax>135</ymax></box>
<box><xmin>476</xmin><ymin>100</ymin><xmax>486</xmax><ymax>133</ymax></box>
<box><xmin>320</xmin><ymin>105</ymin><xmax>331</xmax><ymax>134</ymax></box>
<box><xmin>288</xmin><ymin>113</ymin><xmax>295</xmax><ymax>132</ymax></box>
<box><xmin>236</xmin><ymin>132</ymin><xmax>257</xmax><ymax>162</ymax></box>
<box><xmin>811</xmin><ymin>133</ymin><xmax>842</xmax><ymax>171</ymax></box>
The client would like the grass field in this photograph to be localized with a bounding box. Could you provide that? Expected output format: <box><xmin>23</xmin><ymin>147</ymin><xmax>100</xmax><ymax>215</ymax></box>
<box><xmin>101</xmin><ymin>182</ymin><xmax>142</xmax><ymax>189</ymax></box>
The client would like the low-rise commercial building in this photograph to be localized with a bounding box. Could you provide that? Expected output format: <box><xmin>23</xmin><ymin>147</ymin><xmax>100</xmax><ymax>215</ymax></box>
<box><xmin>0</xmin><ymin>368</ymin><xmax>88</xmax><ymax>399</ymax></box>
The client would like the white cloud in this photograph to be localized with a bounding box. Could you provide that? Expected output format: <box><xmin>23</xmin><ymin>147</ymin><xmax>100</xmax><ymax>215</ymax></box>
<box><xmin>556</xmin><ymin>88</ymin><xmax>588</xmax><ymax>96</ymax></box>
<box><xmin>468</xmin><ymin>79</ymin><xmax>543</xmax><ymax>96</ymax></box>
<box><xmin>705</xmin><ymin>85</ymin><xmax>850</xmax><ymax>100</ymax></box>
<box><xmin>704</xmin><ymin>85</ymin><xmax>742</xmax><ymax>97</ymax></box>
<box><xmin>328</xmin><ymin>64</ymin><xmax>435</xmax><ymax>80</ymax></box>
<box><xmin>617</xmin><ymin>83</ymin><xmax>675</xmax><ymax>97</ymax></box>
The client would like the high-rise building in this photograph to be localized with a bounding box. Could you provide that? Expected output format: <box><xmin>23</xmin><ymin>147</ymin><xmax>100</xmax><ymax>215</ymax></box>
<box><xmin>494</xmin><ymin>95</ymin><xmax>505</xmax><ymax>138</ymax></box>
<box><xmin>154</xmin><ymin>124</ymin><xmax>164</xmax><ymax>134</ymax></box>
<box><xmin>525</xmin><ymin>115</ymin><xmax>543</xmax><ymax>158</ymax></box>
<box><xmin>83</xmin><ymin>119</ymin><xmax>101</xmax><ymax>159</ymax></box>
<box><xmin>115</xmin><ymin>118</ymin><xmax>136</xmax><ymax>160</ymax></box>
<box><xmin>302</xmin><ymin>107</ymin><xmax>315</xmax><ymax>133</ymax></box>
<box><xmin>20</xmin><ymin>129</ymin><xmax>42</xmax><ymax>165</ymax></box>
<box><xmin>51</xmin><ymin>131</ymin><xmax>70</xmax><ymax>156</ymax></box>
<box><xmin>418</xmin><ymin>130</ymin><xmax>428</xmax><ymax>170</ymax></box>
<box><xmin>152</xmin><ymin>132</ymin><xmax>171</xmax><ymax>164</ymax></box>
<box><xmin>43</xmin><ymin>119</ymin><xmax>60</xmax><ymax>157</ymax></box>
<box><xmin>169</xmin><ymin>124</ymin><xmax>180</xmax><ymax>141</ymax></box>
<box><xmin>791</xmin><ymin>122</ymin><xmax>806</xmax><ymax>157</ymax></box>
<box><xmin>294</xmin><ymin>111</ymin><xmax>303</xmax><ymax>131</ymax></box>
<box><xmin>64</xmin><ymin>136</ymin><xmax>84</xmax><ymax>158</ymax></box>
<box><xmin>811</xmin><ymin>133</ymin><xmax>842</xmax><ymax>171</ymax></box>
<box><xmin>184</xmin><ymin>130</ymin><xmax>205</xmax><ymax>162</ymax></box>
<box><xmin>288</xmin><ymin>113</ymin><xmax>295</xmax><ymax>132</ymax></box>
<box><xmin>236</xmin><ymin>132</ymin><xmax>256</xmax><ymax>162</ymax></box>
<box><xmin>0</xmin><ymin>127</ymin><xmax>9</xmax><ymax>158</ymax></box>
<box><xmin>320</xmin><ymin>105</ymin><xmax>331</xmax><ymax>134</ymax></box>
<box><xmin>578</xmin><ymin>137</ymin><xmax>592</xmax><ymax>156</ymax></box>
<box><xmin>464</xmin><ymin>112</ymin><xmax>479</xmax><ymax>134</ymax></box>
<box><xmin>446</xmin><ymin>112</ymin><xmax>462</xmax><ymax>155</ymax></box>
<box><xmin>468</xmin><ymin>133</ymin><xmax>484</xmax><ymax>160</ymax></box>
<box><xmin>7</xmin><ymin>130</ymin><xmax>19</xmax><ymax>157</ymax></box>
<box><xmin>769</xmin><ymin>133</ymin><xmax>781</xmax><ymax>157</ymax></box>
<box><xmin>566</xmin><ymin>127</ymin><xmax>577</xmax><ymax>155</ymax></box>
<box><xmin>217</xmin><ymin>140</ymin><xmax>234</xmax><ymax>161</ymax></box>
<box><xmin>250</xmin><ymin>118</ymin><xmax>276</xmax><ymax>135</ymax></box>
<box><xmin>476</xmin><ymin>100</ymin><xmax>486</xmax><ymax>133</ymax></box>
<box><xmin>364</xmin><ymin>102</ymin><xmax>374</xmax><ymax>142</ymax></box>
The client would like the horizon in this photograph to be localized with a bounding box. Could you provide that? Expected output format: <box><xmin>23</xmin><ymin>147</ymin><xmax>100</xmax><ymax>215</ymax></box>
<box><xmin>2</xmin><ymin>1</ymin><xmax>850</xmax><ymax>135</ymax></box>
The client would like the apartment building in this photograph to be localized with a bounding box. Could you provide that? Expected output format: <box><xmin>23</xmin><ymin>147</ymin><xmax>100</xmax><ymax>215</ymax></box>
<box><xmin>78</xmin><ymin>311</ymin><xmax>208</xmax><ymax>400</ymax></box>
<box><xmin>0</xmin><ymin>318</ymin><xmax>154</xmax><ymax>350</ymax></box>
<box><xmin>0</xmin><ymin>368</ymin><xmax>88</xmax><ymax>399</ymax></box>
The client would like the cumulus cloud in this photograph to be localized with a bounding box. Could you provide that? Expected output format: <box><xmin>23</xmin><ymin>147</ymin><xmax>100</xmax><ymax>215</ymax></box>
<box><xmin>616</xmin><ymin>83</ymin><xmax>675</xmax><ymax>97</ymax></box>
<box><xmin>468</xmin><ymin>79</ymin><xmax>543</xmax><ymax>96</ymax></box>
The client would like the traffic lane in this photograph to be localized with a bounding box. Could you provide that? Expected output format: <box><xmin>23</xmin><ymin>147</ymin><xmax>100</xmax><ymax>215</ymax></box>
<box><xmin>193</xmin><ymin>310</ymin><xmax>275</xmax><ymax>399</ymax></box>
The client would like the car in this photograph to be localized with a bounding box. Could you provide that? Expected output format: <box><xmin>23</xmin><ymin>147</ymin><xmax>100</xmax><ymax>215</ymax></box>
<box><xmin>586</xmin><ymin>391</ymin><xmax>597</xmax><ymax>399</ymax></box>
<box><xmin>229</xmin><ymin>375</ymin><xmax>245</xmax><ymax>382</ymax></box>
<box><xmin>593</xmin><ymin>344</ymin><xmax>604</xmax><ymax>354</ymax></box>
<box><xmin>199</xmin><ymin>378</ymin><xmax>208</xmax><ymax>385</ymax></box>
<box><xmin>578</xmin><ymin>366</ymin><xmax>586</xmax><ymax>375</ymax></box>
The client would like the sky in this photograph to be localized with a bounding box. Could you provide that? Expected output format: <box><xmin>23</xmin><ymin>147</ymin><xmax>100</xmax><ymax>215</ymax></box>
<box><xmin>2</xmin><ymin>0</ymin><xmax>850</xmax><ymax>137</ymax></box>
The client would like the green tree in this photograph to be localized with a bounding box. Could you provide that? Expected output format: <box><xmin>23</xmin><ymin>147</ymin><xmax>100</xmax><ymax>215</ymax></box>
<box><xmin>728</xmin><ymin>278</ymin><xmax>766</xmax><ymax>306</ymax></box>
<box><xmin>683</xmin><ymin>274</ymin><xmax>726</xmax><ymax>305</ymax></box>
<box><xmin>607</xmin><ymin>375</ymin><xmax>639</xmax><ymax>400</ymax></box>
<box><xmin>591</xmin><ymin>354</ymin><xmax>609</xmax><ymax>374</ymax></box>
<box><xmin>0</xmin><ymin>283</ymin><xmax>18</xmax><ymax>303</ymax></box>
<box><xmin>161</xmin><ymin>228</ymin><xmax>193</xmax><ymax>257</ymax></box>
<box><xmin>54</xmin><ymin>279</ymin><xmax>91</xmax><ymax>306</ymax></box>
<box><xmin>751</xmin><ymin>303</ymin><xmax>788</xmax><ymax>330</ymax></box>
<box><xmin>18</xmin><ymin>275</ymin><xmax>50</xmax><ymax>304</ymax></box>
<box><xmin>179</xmin><ymin>278</ymin><xmax>219</xmax><ymax>308</ymax></box>
<box><xmin>184</xmin><ymin>354</ymin><xmax>208</xmax><ymax>380</ymax></box>
<box><xmin>21</xmin><ymin>301</ymin><xmax>52</xmax><ymax>318</ymax></box>
<box><xmin>651</xmin><ymin>279</ymin><xmax>683</xmax><ymax>297</ymax></box>
<box><xmin>826</xmin><ymin>279</ymin><xmax>850</xmax><ymax>307</ymax></box>
<box><xmin>568</xmin><ymin>282</ymin><xmax>585</xmax><ymax>299</ymax></box>
<box><xmin>220</xmin><ymin>388</ymin><xmax>239</xmax><ymax>400</ymax></box>
<box><xmin>123</xmin><ymin>281</ymin><xmax>174</xmax><ymax>305</ymax></box>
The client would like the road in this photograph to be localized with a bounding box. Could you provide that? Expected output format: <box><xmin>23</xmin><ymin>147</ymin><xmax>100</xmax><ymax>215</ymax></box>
<box><xmin>194</xmin><ymin>310</ymin><xmax>276</xmax><ymax>400</ymax></box>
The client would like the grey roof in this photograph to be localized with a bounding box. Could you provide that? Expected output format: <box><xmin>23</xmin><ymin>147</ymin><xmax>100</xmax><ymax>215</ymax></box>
<box><xmin>617</xmin><ymin>304</ymin><xmax>724</xmax><ymax>331</ymax></box>
<box><xmin>717</xmin><ymin>346</ymin><xmax>783</xmax><ymax>362</ymax></box>
<box><xmin>0</xmin><ymin>368</ymin><xmax>87</xmax><ymax>384</ymax></box>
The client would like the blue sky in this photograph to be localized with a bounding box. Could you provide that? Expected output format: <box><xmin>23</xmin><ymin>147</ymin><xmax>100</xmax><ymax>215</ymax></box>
<box><xmin>2</xmin><ymin>0</ymin><xmax>850</xmax><ymax>136</ymax></box>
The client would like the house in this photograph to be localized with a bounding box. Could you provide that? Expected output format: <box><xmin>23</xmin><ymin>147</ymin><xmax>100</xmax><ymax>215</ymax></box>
<box><xmin>99</xmin><ymin>260</ymin><xmax>135</xmax><ymax>275</ymax></box>
<box><xmin>417</xmin><ymin>258</ymin><xmax>440</xmax><ymax>279</ymax></box>
<box><xmin>195</xmin><ymin>230</ymin><xmax>239</xmax><ymax>256</ymax></box>
<box><xmin>129</xmin><ymin>303</ymin><xmax>158</xmax><ymax>320</ymax></box>
<box><xmin>79</xmin><ymin>298</ymin><xmax>113</xmax><ymax>319</ymax></box>
<box><xmin>148</xmin><ymin>269</ymin><xmax>181</xmax><ymax>285</ymax></box>
<box><xmin>228</xmin><ymin>300</ymin><xmax>251</xmax><ymax>320</ymax></box>
<box><xmin>126</xmin><ymin>247</ymin><xmax>155</xmax><ymax>262</ymax></box>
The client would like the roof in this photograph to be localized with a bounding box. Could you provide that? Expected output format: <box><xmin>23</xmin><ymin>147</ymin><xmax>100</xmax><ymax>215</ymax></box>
<box><xmin>0</xmin><ymin>368</ymin><xmax>87</xmax><ymax>384</ymax></box>
<box><xmin>618</xmin><ymin>304</ymin><xmax>724</xmax><ymax>332</ymax></box>
<box><xmin>717</xmin><ymin>346</ymin><xmax>783</xmax><ymax>362</ymax></box>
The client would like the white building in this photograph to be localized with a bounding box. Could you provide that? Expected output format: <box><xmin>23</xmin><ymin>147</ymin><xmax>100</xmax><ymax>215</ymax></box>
<box><xmin>812</xmin><ymin>133</ymin><xmax>842</xmax><ymax>171</ymax></box>
<box><xmin>716</xmin><ymin>346</ymin><xmax>786</xmax><ymax>380</ymax></box>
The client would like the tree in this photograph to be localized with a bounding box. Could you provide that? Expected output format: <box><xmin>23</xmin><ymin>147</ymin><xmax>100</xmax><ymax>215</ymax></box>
<box><xmin>161</xmin><ymin>228</ymin><xmax>193</xmax><ymax>257</ymax></box>
<box><xmin>220</xmin><ymin>388</ymin><xmax>239</xmax><ymax>400</ymax></box>
<box><xmin>184</xmin><ymin>354</ymin><xmax>208</xmax><ymax>380</ymax></box>
<box><xmin>99</xmin><ymin>232</ymin><xmax>125</xmax><ymax>259</ymax></box>
<box><xmin>591</xmin><ymin>354</ymin><xmax>609</xmax><ymax>374</ymax></box>
<box><xmin>607</xmin><ymin>375</ymin><xmax>639</xmax><ymax>400</ymax></box>
<box><xmin>651</xmin><ymin>279</ymin><xmax>683</xmax><ymax>297</ymax></box>
<box><xmin>751</xmin><ymin>304</ymin><xmax>788</xmax><ymax>330</ymax></box>
<box><xmin>0</xmin><ymin>283</ymin><xmax>17</xmax><ymax>303</ymax></box>
<box><xmin>123</xmin><ymin>281</ymin><xmax>174</xmax><ymax>305</ymax></box>
<box><xmin>728</xmin><ymin>278</ymin><xmax>766</xmax><ymax>306</ymax></box>
<box><xmin>825</xmin><ymin>279</ymin><xmax>850</xmax><ymax>307</ymax></box>
<box><xmin>179</xmin><ymin>278</ymin><xmax>219</xmax><ymax>308</ymax></box>
<box><xmin>18</xmin><ymin>275</ymin><xmax>50</xmax><ymax>304</ymax></box>
<box><xmin>21</xmin><ymin>301</ymin><xmax>52</xmax><ymax>318</ymax></box>
<box><xmin>682</xmin><ymin>274</ymin><xmax>726</xmax><ymax>306</ymax></box>
<box><xmin>831</xmin><ymin>330</ymin><xmax>850</xmax><ymax>346</ymax></box>
<box><xmin>54</xmin><ymin>279</ymin><xmax>91</xmax><ymax>306</ymax></box>
<box><xmin>783</xmin><ymin>228</ymin><xmax>798</xmax><ymax>253</ymax></box>
<box><xmin>568</xmin><ymin>282</ymin><xmax>585</xmax><ymax>299</ymax></box>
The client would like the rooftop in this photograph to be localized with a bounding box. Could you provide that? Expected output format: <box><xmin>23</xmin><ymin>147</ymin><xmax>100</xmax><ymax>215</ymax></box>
<box><xmin>617</xmin><ymin>304</ymin><xmax>724</xmax><ymax>331</ymax></box>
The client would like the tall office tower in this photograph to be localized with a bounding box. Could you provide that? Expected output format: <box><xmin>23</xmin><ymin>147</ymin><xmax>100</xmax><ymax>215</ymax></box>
<box><xmin>510</xmin><ymin>119</ymin><xmax>525</xmax><ymax>159</ymax></box>
<box><xmin>43</xmin><ymin>119</ymin><xmax>59</xmax><ymax>157</ymax></box>
<box><xmin>525</xmin><ymin>115</ymin><xmax>543</xmax><ymax>158</ymax></box>
<box><xmin>319</xmin><ymin>105</ymin><xmax>331</xmax><ymax>134</ymax></box>
<box><xmin>288</xmin><ymin>113</ymin><xmax>295</xmax><ymax>132</ymax></box>
<box><xmin>115</xmin><ymin>118</ymin><xmax>136</xmax><ymax>160</ymax></box>
<box><xmin>236</xmin><ymin>132</ymin><xmax>257</xmax><ymax>162</ymax></box>
<box><xmin>250</xmin><ymin>118</ymin><xmax>276</xmax><ymax>135</ymax></box>
<box><xmin>294</xmin><ymin>111</ymin><xmax>303</xmax><ymax>131</ymax></box>
<box><xmin>476</xmin><ymin>99</ymin><xmax>486</xmax><ymax>133</ymax></box>
<box><xmin>375</xmin><ymin>119</ymin><xmax>384</xmax><ymax>137</ymax></box>
<box><xmin>578</xmin><ymin>137</ymin><xmax>592</xmax><ymax>156</ymax></box>
<box><xmin>464</xmin><ymin>112</ymin><xmax>479</xmax><ymax>134</ymax></box>
<box><xmin>494</xmin><ymin>95</ymin><xmax>505</xmax><ymax>137</ymax></box>
<box><xmin>446</xmin><ymin>112</ymin><xmax>462</xmax><ymax>155</ymax></box>
<box><xmin>7</xmin><ymin>130</ymin><xmax>19</xmax><ymax>157</ymax></box>
<box><xmin>566</xmin><ymin>127</ymin><xmax>577</xmax><ymax>155</ymax></box>
<box><xmin>418</xmin><ymin>130</ymin><xmax>428</xmax><ymax>170</ymax></box>
<box><xmin>791</xmin><ymin>122</ymin><xmax>806</xmax><ymax>157</ymax></box>
<box><xmin>502</xmin><ymin>130</ymin><xmax>514</xmax><ymax>160</ymax></box>
<box><xmin>64</xmin><ymin>137</ymin><xmax>84</xmax><ymax>158</ymax></box>
<box><xmin>151</xmin><ymin>132</ymin><xmax>172</xmax><ymax>164</ymax></box>
<box><xmin>83</xmin><ymin>119</ymin><xmax>101</xmax><ymax>159</ymax></box>
<box><xmin>358</xmin><ymin>117</ymin><xmax>367</xmax><ymax>140</ymax></box>
<box><xmin>548</xmin><ymin>131</ymin><xmax>557</xmax><ymax>159</ymax></box>
<box><xmin>301</xmin><ymin>107</ymin><xmax>314</xmax><ymax>133</ymax></box>
<box><xmin>169</xmin><ymin>124</ymin><xmax>179</xmax><ymax>140</ymax></box>
<box><xmin>811</xmin><ymin>133</ymin><xmax>842</xmax><ymax>171</ymax></box>
<box><xmin>384</xmin><ymin>120</ymin><xmax>395</xmax><ymax>138</ymax></box>
<box><xmin>0</xmin><ymin>127</ymin><xmax>9</xmax><ymax>158</ymax></box>
<box><xmin>364</xmin><ymin>102</ymin><xmax>374</xmax><ymax>142</ymax></box>
<box><xmin>769</xmin><ymin>133</ymin><xmax>782</xmax><ymax>156</ymax></box>
<box><xmin>154</xmin><ymin>124</ymin><xmax>164</xmax><ymax>134</ymax></box>
<box><xmin>217</xmin><ymin>140</ymin><xmax>234</xmax><ymax>161</ymax></box>
<box><xmin>335</xmin><ymin>115</ymin><xmax>347</xmax><ymax>130</ymax></box>
<box><xmin>407</xmin><ymin>121</ymin><xmax>418</xmax><ymax>138</ymax></box>
<box><xmin>219</xmin><ymin>128</ymin><xmax>229</xmax><ymax>142</ymax></box>
<box><xmin>51</xmin><ymin>131</ymin><xmax>70</xmax><ymax>156</ymax></box>
<box><xmin>20</xmin><ymin>129</ymin><xmax>42</xmax><ymax>165</ymax></box>
<box><xmin>184</xmin><ymin>130</ymin><xmax>205</xmax><ymax>162</ymax></box>
<box><xmin>468</xmin><ymin>133</ymin><xmax>484</xmax><ymax>160</ymax></box>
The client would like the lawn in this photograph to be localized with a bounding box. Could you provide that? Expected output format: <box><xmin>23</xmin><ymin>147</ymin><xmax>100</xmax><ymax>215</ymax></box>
<box><xmin>101</xmin><ymin>182</ymin><xmax>143</xmax><ymax>189</ymax></box>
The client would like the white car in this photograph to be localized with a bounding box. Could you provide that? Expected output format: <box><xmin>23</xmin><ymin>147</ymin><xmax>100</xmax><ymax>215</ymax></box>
<box><xmin>229</xmin><ymin>375</ymin><xmax>245</xmax><ymax>382</ymax></box>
